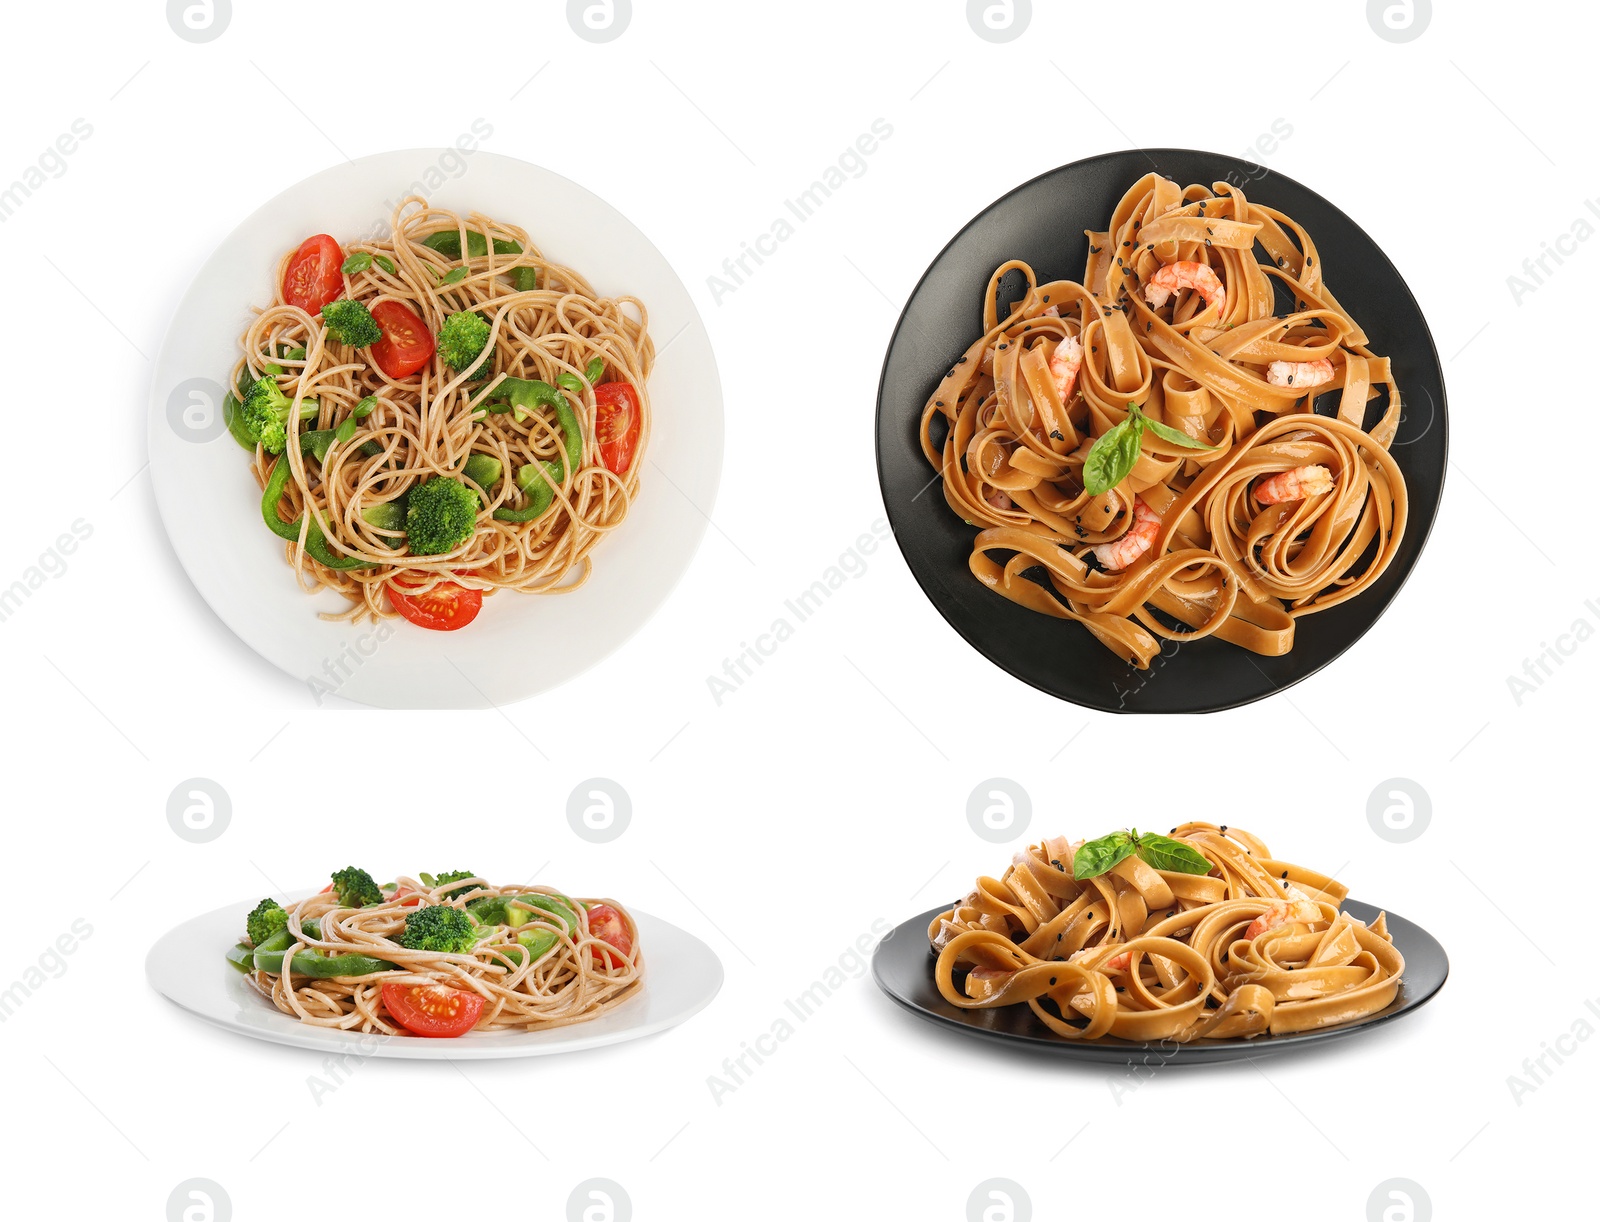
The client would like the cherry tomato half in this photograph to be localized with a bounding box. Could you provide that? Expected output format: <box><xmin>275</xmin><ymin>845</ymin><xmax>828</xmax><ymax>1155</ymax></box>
<box><xmin>593</xmin><ymin>382</ymin><xmax>641</xmax><ymax>475</ymax></box>
<box><xmin>586</xmin><ymin>903</ymin><xmax>633</xmax><ymax>968</ymax></box>
<box><xmin>381</xmin><ymin>982</ymin><xmax>484</xmax><ymax>1038</ymax></box>
<box><xmin>387</xmin><ymin>578</ymin><xmax>483</xmax><ymax>632</ymax></box>
<box><xmin>283</xmin><ymin>234</ymin><xmax>344</xmax><ymax>315</ymax></box>
<box><xmin>369</xmin><ymin>300</ymin><xmax>436</xmax><ymax>379</ymax></box>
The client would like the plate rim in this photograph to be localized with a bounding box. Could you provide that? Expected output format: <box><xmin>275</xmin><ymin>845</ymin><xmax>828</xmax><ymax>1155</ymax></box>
<box><xmin>145</xmin><ymin>146</ymin><xmax>724</xmax><ymax>709</ymax></box>
<box><xmin>145</xmin><ymin>893</ymin><xmax>724</xmax><ymax>1061</ymax></box>
<box><xmin>873</xmin><ymin>146</ymin><xmax>1449</xmax><ymax>714</ymax></box>
<box><xmin>871</xmin><ymin>896</ymin><xmax>1448</xmax><ymax>1064</ymax></box>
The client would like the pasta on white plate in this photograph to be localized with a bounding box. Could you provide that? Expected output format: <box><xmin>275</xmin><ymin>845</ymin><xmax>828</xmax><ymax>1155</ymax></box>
<box><xmin>223</xmin><ymin>199</ymin><xmax>651</xmax><ymax>632</ymax></box>
<box><xmin>228</xmin><ymin>868</ymin><xmax>641</xmax><ymax>1038</ymax></box>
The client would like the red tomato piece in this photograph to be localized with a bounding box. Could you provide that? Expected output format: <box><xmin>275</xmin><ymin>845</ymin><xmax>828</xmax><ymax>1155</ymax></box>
<box><xmin>593</xmin><ymin>382</ymin><xmax>641</xmax><ymax>475</ymax></box>
<box><xmin>283</xmin><ymin>234</ymin><xmax>344</xmax><ymax>315</ymax></box>
<box><xmin>387</xmin><ymin>579</ymin><xmax>483</xmax><ymax>632</ymax></box>
<box><xmin>381</xmin><ymin>982</ymin><xmax>484</xmax><ymax>1038</ymax></box>
<box><xmin>586</xmin><ymin>903</ymin><xmax>633</xmax><ymax>968</ymax></box>
<box><xmin>369</xmin><ymin>300</ymin><xmax>436</xmax><ymax>379</ymax></box>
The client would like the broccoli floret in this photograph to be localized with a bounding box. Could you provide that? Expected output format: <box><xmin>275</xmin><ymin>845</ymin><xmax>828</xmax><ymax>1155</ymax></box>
<box><xmin>241</xmin><ymin>374</ymin><xmax>318</xmax><ymax>455</ymax></box>
<box><xmin>246</xmin><ymin>898</ymin><xmax>289</xmax><ymax>947</ymax></box>
<box><xmin>399</xmin><ymin>904</ymin><xmax>478</xmax><ymax>954</ymax></box>
<box><xmin>421</xmin><ymin>870</ymin><xmax>480</xmax><ymax>900</ymax></box>
<box><xmin>330</xmin><ymin>866</ymin><xmax>384</xmax><ymax>908</ymax></box>
<box><xmin>321</xmin><ymin>298</ymin><xmax>382</xmax><ymax>347</ymax></box>
<box><xmin>405</xmin><ymin>477</ymin><xmax>479</xmax><ymax>555</ymax></box>
<box><xmin>438</xmin><ymin>311</ymin><xmax>492</xmax><ymax>378</ymax></box>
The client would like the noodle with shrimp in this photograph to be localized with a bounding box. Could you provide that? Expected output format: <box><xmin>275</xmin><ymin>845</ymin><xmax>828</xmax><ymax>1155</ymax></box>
<box><xmin>920</xmin><ymin>174</ymin><xmax>1407</xmax><ymax>667</ymax></box>
<box><xmin>930</xmin><ymin>824</ymin><xmax>1403</xmax><ymax>1042</ymax></box>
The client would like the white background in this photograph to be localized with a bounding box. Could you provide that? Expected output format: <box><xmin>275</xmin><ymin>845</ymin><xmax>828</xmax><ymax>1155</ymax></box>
<box><xmin>0</xmin><ymin>2</ymin><xmax>1591</xmax><ymax>1218</ymax></box>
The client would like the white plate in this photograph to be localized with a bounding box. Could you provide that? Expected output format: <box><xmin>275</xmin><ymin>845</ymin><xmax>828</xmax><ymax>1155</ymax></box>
<box><xmin>147</xmin><ymin>896</ymin><xmax>722</xmax><ymax>1060</ymax></box>
<box><xmin>147</xmin><ymin>149</ymin><xmax>723</xmax><ymax>708</ymax></box>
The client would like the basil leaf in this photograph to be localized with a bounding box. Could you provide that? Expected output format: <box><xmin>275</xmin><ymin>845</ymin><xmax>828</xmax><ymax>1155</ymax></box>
<box><xmin>1134</xmin><ymin>408</ymin><xmax>1218</xmax><ymax>452</ymax></box>
<box><xmin>1134</xmin><ymin>833</ymin><xmax>1213</xmax><ymax>875</ymax></box>
<box><xmin>1081</xmin><ymin>415</ymin><xmax>1143</xmax><ymax>496</ymax></box>
<box><xmin>374</xmin><ymin>255</ymin><xmax>396</xmax><ymax>274</ymax></box>
<box><xmin>342</xmin><ymin>252</ymin><xmax>374</xmax><ymax>274</ymax></box>
<box><xmin>440</xmin><ymin>267</ymin><xmax>470</xmax><ymax>286</ymax></box>
<box><xmin>353</xmin><ymin>395</ymin><xmax>378</xmax><ymax>419</ymax></box>
<box><xmin>1072</xmin><ymin>831</ymin><xmax>1137</xmax><ymax>880</ymax></box>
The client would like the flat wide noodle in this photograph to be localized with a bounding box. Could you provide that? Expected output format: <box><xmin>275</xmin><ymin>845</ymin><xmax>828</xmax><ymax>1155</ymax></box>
<box><xmin>920</xmin><ymin>175</ymin><xmax>1407</xmax><ymax>668</ymax></box>
<box><xmin>929</xmin><ymin>825</ymin><xmax>1401</xmax><ymax>1043</ymax></box>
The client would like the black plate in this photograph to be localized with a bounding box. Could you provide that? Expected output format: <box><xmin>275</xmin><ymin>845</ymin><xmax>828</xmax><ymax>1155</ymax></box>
<box><xmin>874</xmin><ymin>149</ymin><xmax>1447</xmax><ymax>713</ymax></box>
<box><xmin>872</xmin><ymin>900</ymin><xmax>1447</xmax><ymax>1065</ymax></box>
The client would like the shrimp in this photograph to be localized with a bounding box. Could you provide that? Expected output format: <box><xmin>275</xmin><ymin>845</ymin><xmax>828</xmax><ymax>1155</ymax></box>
<box><xmin>1048</xmin><ymin>333</ymin><xmax>1083</xmax><ymax>401</ymax></box>
<box><xmin>1266</xmin><ymin>358</ymin><xmax>1334</xmax><ymax>389</ymax></box>
<box><xmin>1143</xmin><ymin>261</ymin><xmax>1226</xmax><ymax>318</ymax></box>
<box><xmin>1089</xmin><ymin>496</ymin><xmax>1161</xmax><ymax>572</ymax></box>
<box><xmin>1069</xmin><ymin>945</ymin><xmax>1132</xmax><ymax>971</ymax></box>
<box><xmin>1254</xmin><ymin>464</ymin><xmax>1334</xmax><ymax>505</ymax></box>
<box><xmin>1244</xmin><ymin>887</ymin><xmax>1322</xmax><ymax>940</ymax></box>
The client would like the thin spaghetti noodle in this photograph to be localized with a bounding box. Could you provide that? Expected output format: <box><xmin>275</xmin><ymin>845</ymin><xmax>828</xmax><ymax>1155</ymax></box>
<box><xmin>930</xmin><ymin>824</ymin><xmax>1403</xmax><ymax>1041</ymax></box>
<box><xmin>240</xmin><ymin>876</ymin><xmax>642</xmax><ymax>1036</ymax></box>
<box><xmin>920</xmin><ymin>173</ymin><xmax>1406</xmax><ymax>667</ymax></box>
<box><xmin>234</xmin><ymin>198</ymin><xmax>653</xmax><ymax>623</ymax></box>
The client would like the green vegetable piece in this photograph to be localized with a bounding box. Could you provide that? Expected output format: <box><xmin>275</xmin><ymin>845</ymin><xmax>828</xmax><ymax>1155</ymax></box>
<box><xmin>439</xmin><ymin>267</ymin><xmax>469</xmax><ymax>286</ymax></box>
<box><xmin>260</xmin><ymin>457</ymin><xmax>302</xmax><ymax>541</ymax></box>
<box><xmin>584</xmin><ymin>357</ymin><xmax>605</xmax><ymax>383</ymax></box>
<box><xmin>1072</xmin><ymin>831</ymin><xmax>1138</xmax><ymax>881</ymax></box>
<box><xmin>509</xmin><ymin>266</ymin><xmax>538</xmax><ymax>292</ymax></box>
<box><xmin>1133</xmin><ymin>833</ymin><xmax>1214</xmax><ymax>876</ymax></box>
<box><xmin>421</xmin><ymin>230</ymin><xmax>523</xmax><ymax>259</ymax></box>
<box><xmin>286</xmin><ymin>951</ymin><xmax>396</xmax><ymax>979</ymax></box>
<box><xmin>334</xmin><ymin>417</ymin><xmax>358</xmax><ymax>446</ymax></box>
<box><xmin>246</xmin><ymin>898</ymin><xmax>288</xmax><ymax>947</ymax></box>
<box><xmin>1073</xmin><ymin>828</ymin><xmax>1215</xmax><ymax>881</ymax></box>
<box><xmin>353</xmin><ymin>395</ymin><xmax>378</xmax><ymax>419</ymax></box>
<box><xmin>405</xmin><ymin>477</ymin><xmax>479</xmax><ymax>555</ymax></box>
<box><xmin>321</xmin><ymin>298</ymin><xmax>383</xmax><ymax>347</ymax></box>
<box><xmin>374</xmin><ymin>254</ymin><xmax>396</xmax><ymax>275</ymax></box>
<box><xmin>461</xmin><ymin>454</ymin><xmax>502</xmax><ymax>497</ymax></box>
<box><xmin>420</xmin><ymin>870</ymin><xmax>481</xmax><ymax>900</ymax></box>
<box><xmin>240</xmin><ymin>375</ymin><xmax>317</xmax><ymax>455</ymax></box>
<box><xmin>225</xmin><ymin>941</ymin><xmax>255</xmax><ymax>974</ymax></box>
<box><xmin>1134</xmin><ymin>406</ymin><xmax>1217</xmax><ymax>452</ymax></box>
<box><xmin>1081</xmin><ymin>413</ymin><xmax>1143</xmax><ymax>497</ymax></box>
<box><xmin>222</xmin><ymin>391</ymin><xmax>256</xmax><ymax>451</ymax></box>
<box><xmin>1082</xmin><ymin>403</ymin><xmax>1216</xmax><ymax>497</ymax></box>
<box><xmin>330</xmin><ymin>866</ymin><xmax>384</xmax><ymax>908</ymax></box>
<box><xmin>342</xmin><ymin>252</ymin><xmax>374</xmax><ymax>274</ymax></box>
<box><xmin>398</xmin><ymin>904</ymin><xmax>479</xmax><ymax>955</ymax></box>
<box><xmin>362</xmin><ymin>502</ymin><xmax>405</xmax><ymax>533</ymax></box>
<box><xmin>300</xmin><ymin>429</ymin><xmax>336</xmax><ymax>463</ymax></box>
<box><xmin>492</xmin><ymin>461</ymin><xmax>560</xmax><ymax>523</ymax></box>
<box><xmin>438</xmin><ymin>311</ymin><xmax>492</xmax><ymax>377</ymax></box>
<box><xmin>283</xmin><ymin>346</ymin><xmax>307</xmax><ymax>362</ymax></box>
<box><xmin>557</xmin><ymin>371</ymin><xmax>587</xmax><ymax>394</ymax></box>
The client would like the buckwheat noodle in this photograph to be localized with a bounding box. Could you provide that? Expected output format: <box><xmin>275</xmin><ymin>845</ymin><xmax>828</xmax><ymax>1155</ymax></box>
<box><xmin>929</xmin><ymin>824</ymin><xmax>1403</xmax><ymax>1041</ymax></box>
<box><xmin>920</xmin><ymin>174</ymin><xmax>1407</xmax><ymax>667</ymax></box>
<box><xmin>235</xmin><ymin>198</ymin><xmax>653</xmax><ymax>622</ymax></box>
<box><xmin>245</xmin><ymin>877</ymin><xmax>643</xmax><ymax>1034</ymax></box>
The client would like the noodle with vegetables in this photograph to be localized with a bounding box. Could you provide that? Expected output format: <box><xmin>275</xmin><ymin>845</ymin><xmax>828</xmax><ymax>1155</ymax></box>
<box><xmin>229</xmin><ymin>870</ymin><xmax>642</xmax><ymax>1037</ymax></box>
<box><xmin>222</xmin><ymin>198</ymin><xmax>652</xmax><ymax>631</ymax></box>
